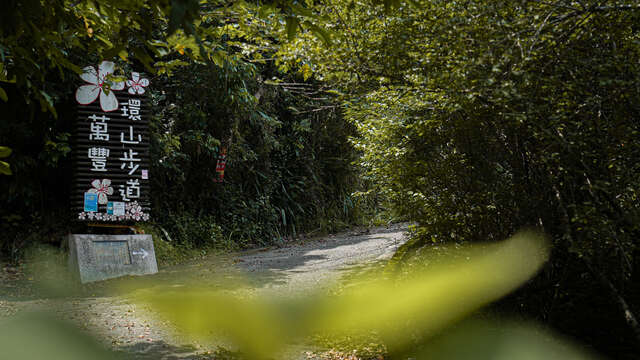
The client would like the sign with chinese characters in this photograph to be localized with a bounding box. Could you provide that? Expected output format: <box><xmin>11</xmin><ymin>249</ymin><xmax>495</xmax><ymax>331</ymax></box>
<box><xmin>71</xmin><ymin>61</ymin><xmax>151</xmax><ymax>222</ymax></box>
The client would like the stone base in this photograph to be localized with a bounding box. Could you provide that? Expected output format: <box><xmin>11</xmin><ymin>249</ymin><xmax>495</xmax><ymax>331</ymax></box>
<box><xmin>68</xmin><ymin>234</ymin><xmax>158</xmax><ymax>283</ymax></box>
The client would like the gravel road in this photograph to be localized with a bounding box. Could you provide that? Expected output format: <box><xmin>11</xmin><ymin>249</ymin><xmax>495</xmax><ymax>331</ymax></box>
<box><xmin>0</xmin><ymin>223</ymin><xmax>409</xmax><ymax>359</ymax></box>
<box><xmin>237</xmin><ymin>223</ymin><xmax>408</xmax><ymax>293</ymax></box>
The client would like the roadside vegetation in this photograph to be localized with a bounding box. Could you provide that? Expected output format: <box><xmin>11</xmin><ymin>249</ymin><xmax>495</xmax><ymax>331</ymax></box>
<box><xmin>0</xmin><ymin>0</ymin><xmax>380</xmax><ymax>264</ymax></box>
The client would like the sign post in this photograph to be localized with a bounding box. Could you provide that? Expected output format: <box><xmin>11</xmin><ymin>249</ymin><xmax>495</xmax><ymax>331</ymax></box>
<box><xmin>72</xmin><ymin>61</ymin><xmax>151</xmax><ymax>221</ymax></box>
<box><xmin>68</xmin><ymin>61</ymin><xmax>157</xmax><ymax>282</ymax></box>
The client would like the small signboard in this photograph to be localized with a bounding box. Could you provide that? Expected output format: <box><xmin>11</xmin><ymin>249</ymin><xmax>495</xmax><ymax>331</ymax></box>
<box><xmin>113</xmin><ymin>202</ymin><xmax>126</xmax><ymax>216</ymax></box>
<box><xmin>68</xmin><ymin>234</ymin><xmax>158</xmax><ymax>283</ymax></box>
<box><xmin>84</xmin><ymin>192</ymin><xmax>98</xmax><ymax>212</ymax></box>
<box><xmin>71</xmin><ymin>61</ymin><xmax>151</xmax><ymax>222</ymax></box>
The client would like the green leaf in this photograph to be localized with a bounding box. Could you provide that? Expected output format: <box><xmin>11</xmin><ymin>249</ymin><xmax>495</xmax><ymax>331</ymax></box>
<box><xmin>0</xmin><ymin>146</ymin><xmax>11</xmax><ymax>158</ymax></box>
<box><xmin>95</xmin><ymin>35</ymin><xmax>113</xmax><ymax>48</ymax></box>
<box><xmin>290</xmin><ymin>3</ymin><xmax>314</xmax><ymax>17</ymax></box>
<box><xmin>303</xmin><ymin>21</ymin><xmax>332</xmax><ymax>45</ymax></box>
<box><xmin>39</xmin><ymin>90</ymin><xmax>58</xmax><ymax>118</ymax></box>
<box><xmin>147</xmin><ymin>40</ymin><xmax>170</xmax><ymax>48</ymax></box>
<box><xmin>211</xmin><ymin>51</ymin><xmax>224</xmax><ymax>67</ymax></box>
<box><xmin>139</xmin><ymin>232</ymin><xmax>550</xmax><ymax>359</ymax></box>
<box><xmin>0</xmin><ymin>87</ymin><xmax>7</xmax><ymax>102</ymax></box>
<box><xmin>0</xmin><ymin>161</ymin><xmax>11</xmax><ymax>175</ymax></box>
<box><xmin>0</xmin><ymin>314</ymin><xmax>118</xmax><ymax>359</ymax></box>
<box><xmin>300</xmin><ymin>63</ymin><xmax>312</xmax><ymax>81</ymax></box>
<box><xmin>264</xmin><ymin>79</ymin><xmax>282</xmax><ymax>85</ymax></box>
<box><xmin>286</xmin><ymin>16</ymin><xmax>299</xmax><ymax>41</ymax></box>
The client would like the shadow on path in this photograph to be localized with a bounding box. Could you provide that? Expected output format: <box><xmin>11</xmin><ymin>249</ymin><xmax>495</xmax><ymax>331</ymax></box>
<box><xmin>117</xmin><ymin>340</ymin><xmax>217</xmax><ymax>360</ymax></box>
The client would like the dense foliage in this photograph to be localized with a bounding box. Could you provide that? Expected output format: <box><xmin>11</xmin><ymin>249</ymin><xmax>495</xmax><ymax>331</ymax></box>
<box><xmin>149</xmin><ymin>60</ymin><xmax>360</xmax><ymax>249</ymax></box>
<box><xmin>282</xmin><ymin>0</ymin><xmax>640</xmax><ymax>356</ymax></box>
<box><xmin>0</xmin><ymin>0</ymin><xmax>361</xmax><ymax>258</ymax></box>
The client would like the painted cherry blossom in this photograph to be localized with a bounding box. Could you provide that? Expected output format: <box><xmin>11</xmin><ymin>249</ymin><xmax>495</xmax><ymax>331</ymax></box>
<box><xmin>126</xmin><ymin>201</ymin><xmax>144</xmax><ymax>221</ymax></box>
<box><xmin>88</xmin><ymin>179</ymin><xmax>114</xmax><ymax>205</ymax></box>
<box><xmin>126</xmin><ymin>72</ymin><xmax>150</xmax><ymax>95</ymax></box>
<box><xmin>75</xmin><ymin>61</ymin><xmax>125</xmax><ymax>112</ymax></box>
<box><xmin>77</xmin><ymin>209</ymin><xmax>148</xmax><ymax>222</ymax></box>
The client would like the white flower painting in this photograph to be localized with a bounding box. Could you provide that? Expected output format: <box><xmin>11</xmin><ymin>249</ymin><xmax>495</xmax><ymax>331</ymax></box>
<box><xmin>87</xmin><ymin>178</ymin><xmax>114</xmax><ymax>204</ymax></box>
<box><xmin>77</xmin><ymin>200</ymin><xmax>149</xmax><ymax>222</ymax></box>
<box><xmin>126</xmin><ymin>72</ymin><xmax>150</xmax><ymax>95</ymax></box>
<box><xmin>75</xmin><ymin>61</ymin><xmax>124</xmax><ymax>112</ymax></box>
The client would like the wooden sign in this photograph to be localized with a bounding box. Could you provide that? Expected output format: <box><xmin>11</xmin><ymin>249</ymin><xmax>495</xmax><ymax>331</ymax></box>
<box><xmin>71</xmin><ymin>61</ymin><xmax>151</xmax><ymax>222</ymax></box>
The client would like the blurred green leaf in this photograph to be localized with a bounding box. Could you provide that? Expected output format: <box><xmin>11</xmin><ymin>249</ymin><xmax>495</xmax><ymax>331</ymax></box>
<box><xmin>139</xmin><ymin>231</ymin><xmax>551</xmax><ymax>358</ymax></box>
<box><xmin>286</xmin><ymin>16</ymin><xmax>299</xmax><ymax>41</ymax></box>
<box><xmin>0</xmin><ymin>313</ymin><xmax>118</xmax><ymax>360</ymax></box>
<box><xmin>0</xmin><ymin>160</ymin><xmax>11</xmax><ymax>175</ymax></box>
<box><xmin>0</xmin><ymin>146</ymin><xmax>11</xmax><ymax>158</ymax></box>
<box><xmin>303</xmin><ymin>21</ymin><xmax>332</xmax><ymax>45</ymax></box>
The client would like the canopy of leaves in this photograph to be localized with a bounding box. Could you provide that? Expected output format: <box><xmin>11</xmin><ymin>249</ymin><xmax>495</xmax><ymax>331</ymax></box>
<box><xmin>280</xmin><ymin>0</ymin><xmax>640</xmax><ymax>356</ymax></box>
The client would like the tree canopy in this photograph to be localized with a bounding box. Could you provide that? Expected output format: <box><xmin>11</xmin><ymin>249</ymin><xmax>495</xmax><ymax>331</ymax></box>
<box><xmin>280</xmin><ymin>0</ymin><xmax>640</xmax><ymax>351</ymax></box>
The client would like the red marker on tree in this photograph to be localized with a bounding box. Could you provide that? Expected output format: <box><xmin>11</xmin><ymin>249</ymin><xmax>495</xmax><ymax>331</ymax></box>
<box><xmin>215</xmin><ymin>147</ymin><xmax>227</xmax><ymax>183</ymax></box>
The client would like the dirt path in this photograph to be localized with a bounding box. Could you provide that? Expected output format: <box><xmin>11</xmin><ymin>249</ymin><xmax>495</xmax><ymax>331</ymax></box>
<box><xmin>237</xmin><ymin>223</ymin><xmax>407</xmax><ymax>293</ymax></box>
<box><xmin>0</xmin><ymin>224</ymin><xmax>409</xmax><ymax>359</ymax></box>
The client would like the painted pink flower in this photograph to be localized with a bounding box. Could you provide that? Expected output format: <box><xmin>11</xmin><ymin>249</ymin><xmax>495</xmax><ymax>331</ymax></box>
<box><xmin>126</xmin><ymin>72</ymin><xmax>149</xmax><ymax>95</ymax></box>
<box><xmin>75</xmin><ymin>61</ymin><xmax>124</xmax><ymax>112</ymax></box>
<box><xmin>88</xmin><ymin>179</ymin><xmax>114</xmax><ymax>204</ymax></box>
<box><xmin>126</xmin><ymin>201</ymin><xmax>144</xmax><ymax>220</ymax></box>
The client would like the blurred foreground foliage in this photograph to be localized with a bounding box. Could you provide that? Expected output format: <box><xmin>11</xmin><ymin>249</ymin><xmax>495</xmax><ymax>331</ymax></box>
<box><xmin>0</xmin><ymin>232</ymin><xmax>599</xmax><ymax>359</ymax></box>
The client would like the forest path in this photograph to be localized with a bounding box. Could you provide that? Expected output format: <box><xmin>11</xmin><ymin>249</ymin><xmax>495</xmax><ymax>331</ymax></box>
<box><xmin>0</xmin><ymin>223</ymin><xmax>409</xmax><ymax>359</ymax></box>
<box><xmin>236</xmin><ymin>222</ymin><xmax>407</xmax><ymax>294</ymax></box>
